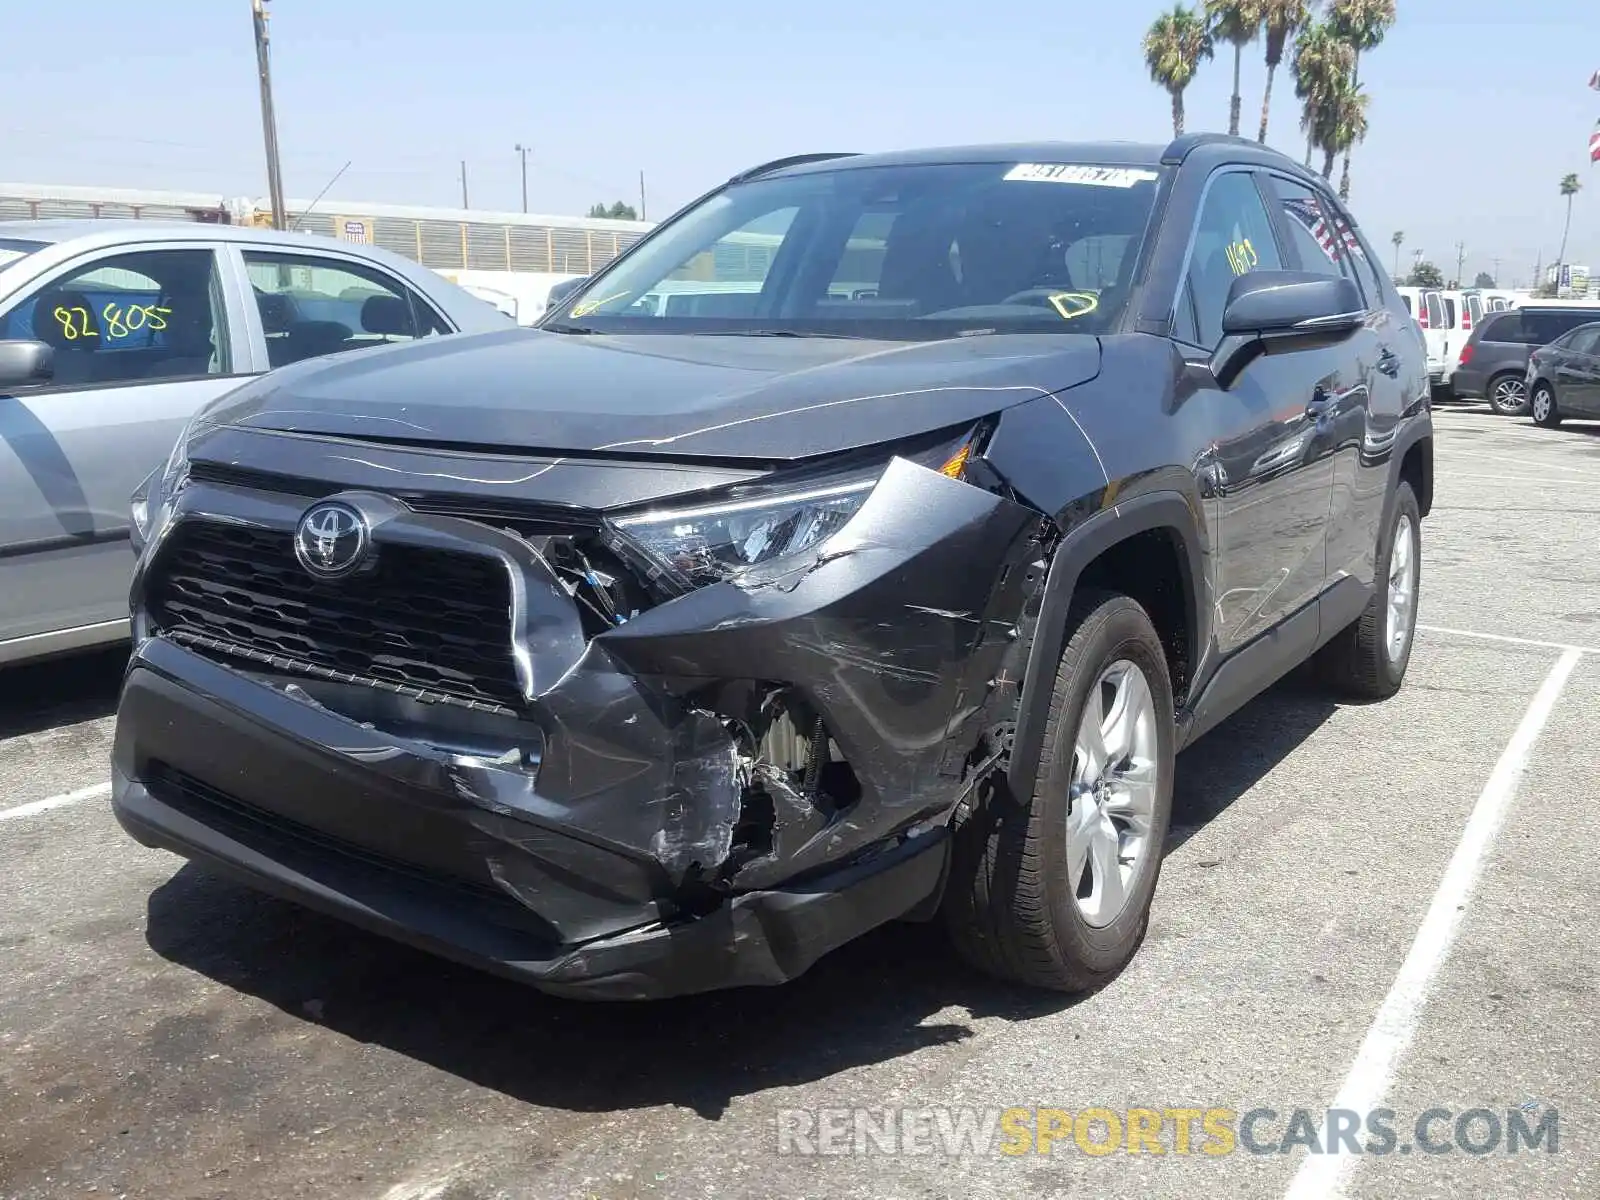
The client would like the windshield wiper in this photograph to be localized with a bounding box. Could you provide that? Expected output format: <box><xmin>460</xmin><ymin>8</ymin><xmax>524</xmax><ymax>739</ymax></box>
<box><xmin>542</xmin><ymin>321</ymin><xmax>599</xmax><ymax>334</ymax></box>
<box><xmin>715</xmin><ymin>329</ymin><xmax>859</xmax><ymax>339</ymax></box>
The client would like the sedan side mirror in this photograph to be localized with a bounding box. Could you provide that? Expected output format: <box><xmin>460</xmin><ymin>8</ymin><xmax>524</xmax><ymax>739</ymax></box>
<box><xmin>0</xmin><ymin>339</ymin><xmax>55</xmax><ymax>390</ymax></box>
<box><xmin>1211</xmin><ymin>272</ymin><xmax>1364</xmax><ymax>388</ymax></box>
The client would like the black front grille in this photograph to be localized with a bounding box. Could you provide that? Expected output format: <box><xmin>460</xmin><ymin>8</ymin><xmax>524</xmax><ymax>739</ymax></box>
<box><xmin>148</xmin><ymin>521</ymin><xmax>523</xmax><ymax>712</ymax></box>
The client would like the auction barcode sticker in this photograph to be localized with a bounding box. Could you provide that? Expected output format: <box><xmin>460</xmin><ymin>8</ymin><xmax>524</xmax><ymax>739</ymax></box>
<box><xmin>1003</xmin><ymin>164</ymin><xmax>1160</xmax><ymax>187</ymax></box>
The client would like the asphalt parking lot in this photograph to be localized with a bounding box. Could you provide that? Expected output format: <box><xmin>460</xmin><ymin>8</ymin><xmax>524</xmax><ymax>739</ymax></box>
<box><xmin>2</xmin><ymin>404</ymin><xmax>1598</xmax><ymax>1200</ymax></box>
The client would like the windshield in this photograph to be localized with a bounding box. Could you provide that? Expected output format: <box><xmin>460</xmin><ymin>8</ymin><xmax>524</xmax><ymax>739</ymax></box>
<box><xmin>545</xmin><ymin>160</ymin><xmax>1163</xmax><ymax>339</ymax></box>
<box><xmin>0</xmin><ymin>237</ymin><xmax>49</xmax><ymax>272</ymax></box>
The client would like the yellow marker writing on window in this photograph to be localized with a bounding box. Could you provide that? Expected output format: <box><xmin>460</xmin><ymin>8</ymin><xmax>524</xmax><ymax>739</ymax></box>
<box><xmin>1225</xmin><ymin>238</ymin><xmax>1259</xmax><ymax>275</ymax></box>
<box><xmin>99</xmin><ymin>302</ymin><xmax>173</xmax><ymax>339</ymax></box>
<box><xmin>52</xmin><ymin>306</ymin><xmax>98</xmax><ymax>340</ymax></box>
<box><xmin>1047</xmin><ymin>292</ymin><xmax>1100</xmax><ymax>321</ymax></box>
<box><xmin>569</xmin><ymin>290</ymin><xmax>630</xmax><ymax>319</ymax></box>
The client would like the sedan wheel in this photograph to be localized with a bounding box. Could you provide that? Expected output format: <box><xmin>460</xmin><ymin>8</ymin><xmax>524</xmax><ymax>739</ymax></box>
<box><xmin>1531</xmin><ymin>384</ymin><xmax>1562</xmax><ymax>428</ymax></box>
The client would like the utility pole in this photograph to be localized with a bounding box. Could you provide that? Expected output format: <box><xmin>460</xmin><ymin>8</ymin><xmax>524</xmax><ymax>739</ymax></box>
<box><xmin>250</xmin><ymin>0</ymin><xmax>287</xmax><ymax>229</ymax></box>
<box><xmin>1454</xmin><ymin>241</ymin><xmax>1466</xmax><ymax>287</ymax></box>
<box><xmin>639</xmin><ymin>170</ymin><xmax>647</xmax><ymax>221</ymax></box>
<box><xmin>459</xmin><ymin>160</ymin><xmax>469</xmax><ymax>209</ymax></box>
<box><xmin>514</xmin><ymin>144</ymin><xmax>530</xmax><ymax>213</ymax></box>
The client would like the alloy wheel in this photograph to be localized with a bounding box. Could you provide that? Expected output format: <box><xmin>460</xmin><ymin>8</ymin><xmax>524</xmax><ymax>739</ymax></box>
<box><xmin>1067</xmin><ymin>659</ymin><xmax>1159</xmax><ymax>928</ymax></box>
<box><xmin>1491</xmin><ymin>377</ymin><xmax>1526</xmax><ymax>413</ymax></box>
<box><xmin>1386</xmin><ymin>513</ymin><xmax>1417</xmax><ymax>664</ymax></box>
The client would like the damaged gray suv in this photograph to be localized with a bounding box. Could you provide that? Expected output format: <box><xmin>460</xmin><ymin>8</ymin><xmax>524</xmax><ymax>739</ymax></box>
<box><xmin>114</xmin><ymin>137</ymin><xmax>1432</xmax><ymax>999</ymax></box>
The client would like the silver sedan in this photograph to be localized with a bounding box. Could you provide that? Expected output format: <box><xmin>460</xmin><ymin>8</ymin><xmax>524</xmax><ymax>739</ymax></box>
<box><xmin>0</xmin><ymin>220</ymin><xmax>515</xmax><ymax>665</ymax></box>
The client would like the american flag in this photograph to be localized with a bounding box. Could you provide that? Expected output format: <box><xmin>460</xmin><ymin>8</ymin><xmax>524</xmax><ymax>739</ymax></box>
<box><xmin>1282</xmin><ymin>197</ymin><xmax>1364</xmax><ymax>264</ymax></box>
<box><xmin>1589</xmin><ymin>68</ymin><xmax>1600</xmax><ymax>91</ymax></box>
<box><xmin>1591</xmin><ymin>122</ymin><xmax>1600</xmax><ymax>164</ymax></box>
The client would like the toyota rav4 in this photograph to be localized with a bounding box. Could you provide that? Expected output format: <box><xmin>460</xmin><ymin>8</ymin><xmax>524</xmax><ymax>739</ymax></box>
<box><xmin>114</xmin><ymin>136</ymin><xmax>1432</xmax><ymax>999</ymax></box>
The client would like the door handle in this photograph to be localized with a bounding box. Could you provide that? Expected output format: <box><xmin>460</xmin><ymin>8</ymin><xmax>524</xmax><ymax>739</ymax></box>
<box><xmin>1377</xmin><ymin>349</ymin><xmax>1400</xmax><ymax>377</ymax></box>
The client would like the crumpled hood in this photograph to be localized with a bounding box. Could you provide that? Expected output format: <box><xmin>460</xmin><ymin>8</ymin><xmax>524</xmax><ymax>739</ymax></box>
<box><xmin>205</xmin><ymin>327</ymin><xmax>1102</xmax><ymax>461</ymax></box>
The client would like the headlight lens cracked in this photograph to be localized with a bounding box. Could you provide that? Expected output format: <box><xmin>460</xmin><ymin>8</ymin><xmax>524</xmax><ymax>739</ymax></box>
<box><xmin>612</xmin><ymin>472</ymin><xmax>879</xmax><ymax>587</ymax></box>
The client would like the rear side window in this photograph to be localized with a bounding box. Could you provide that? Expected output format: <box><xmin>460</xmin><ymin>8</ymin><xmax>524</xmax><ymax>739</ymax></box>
<box><xmin>1268</xmin><ymin>178</ymin><xmax>1347</xmax><ymax>281</ymax></box>
<box><xmin>1467</xmin><ymin>294</ymin><xmax>1484</xmax><ymax>326</ymax></box>
<box><xmin>1524</xmin><ymin>309</ymin><xmax>1599</xmax><ymax>344</ymax></box>
<box><xmin>1424</xmin><ymin>292</ymin><xmax>1445</xmax><ymax>329</ymax></box>
<box><xmin>1478</xmin><ymin>312</ymin><xmax>1523</xmax><ymax>342</ymax></box>
<box><xmin>243</xmin><ymin>251</ymin><xmax>449</xmax><ymax>368</ymax></box>
<box><xmin>1442</xmin><ymin>296</ymin><xmax>1457</xmax><ymax>328</ymax></box>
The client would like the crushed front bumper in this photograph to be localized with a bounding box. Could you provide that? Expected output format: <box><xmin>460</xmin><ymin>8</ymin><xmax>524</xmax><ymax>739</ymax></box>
<box><xmin>114</xmin><ymin>457</ymin><xmax>1045</xmax><ymax>998</ymax></box>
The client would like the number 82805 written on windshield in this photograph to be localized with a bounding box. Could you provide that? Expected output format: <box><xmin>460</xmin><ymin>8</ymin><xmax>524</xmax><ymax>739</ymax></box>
<box><xmin>50</xmin><ymin>301</ymin><xmax>172</xmax><ymax>342</ymax></box>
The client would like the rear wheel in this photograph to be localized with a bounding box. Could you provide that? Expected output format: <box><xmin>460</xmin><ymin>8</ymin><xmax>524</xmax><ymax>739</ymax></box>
<box><xmin>943</xmin><ymin>591</ymin><xmax>1175</xmax><ymax>992</ymax></box>
<box><xmin>1485</xmin><ymin>373</ymin><xmax>1528</xmax><ymax>416</ymax></box>
<box><xmin>1316</xmin><ymin>482</ymin><xmax>1421</xmax><ymax>700</ymax></box>
<box><xmin>1530</xmin><ymin>383</ymin><xmax>1562</xmax><ymax>428</ymax></box>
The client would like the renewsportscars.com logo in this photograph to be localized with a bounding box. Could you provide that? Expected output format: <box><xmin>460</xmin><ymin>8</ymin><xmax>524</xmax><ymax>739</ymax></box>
<box><xmin>775</xmin><ymin>1105</ymin><xmax>1560</xmax><ymax>1158</ymax></box>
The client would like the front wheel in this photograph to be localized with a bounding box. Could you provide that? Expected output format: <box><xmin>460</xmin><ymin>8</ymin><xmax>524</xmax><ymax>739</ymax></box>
<box><xmin>943</xmin><ymin>591</ymin><xmax>1175</xmax><ymax>992</ymax></box>
<box><xmin>1530</xmin><ymin>383</ymin><xmax>1562</xmax><ymax>428</ymax></box>
<box><xmin>1485</xmin><ymin>374</ymin><xmax>1528</xmax><ymax>416</ymax></box>
<box><xmin>1316</xmin><ymin>482</ymin><xmax>1421</xmax><ymax>700</ymax></box>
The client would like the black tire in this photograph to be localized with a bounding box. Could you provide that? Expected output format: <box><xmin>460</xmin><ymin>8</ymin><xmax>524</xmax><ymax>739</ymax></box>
<box><xmin>1530</xmin><ymin>382</ymin><xmax>1562</xmax><ymax>428</ymax></box>
<box><xmin>1485</xmin><ymin>373</ymin><xmax>1529</xmax><ymax>416</ymax></box>
<box><xmin>1316</xmin><ymin>482</ymin><xmax>1421</xmax><ymax>700</ymax></box>
<box><xmin>943</xmin><ymin>591</ymin><xmax>1175</xmax><ymax>992</ymax></box>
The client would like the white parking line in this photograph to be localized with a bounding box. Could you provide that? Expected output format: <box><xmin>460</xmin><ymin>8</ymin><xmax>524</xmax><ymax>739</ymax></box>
<box><xmin>1284</xmin><ymin>648</ymin><xmax>1583</xmax><ymax>1200</ymax></box>
<box><xmin>1418</xmin><ymin>623</ymin><xmax>1600</xmax><ymax>655</ymax></box>
<box><xmin>0</xmin><ymin>781</ymin><xmax>111</xmax><ymax>823</ymax></box>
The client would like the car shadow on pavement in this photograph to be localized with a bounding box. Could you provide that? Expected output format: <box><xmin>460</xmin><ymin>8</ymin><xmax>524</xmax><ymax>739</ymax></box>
<box><xmin>1168</xmin><ymin>666</ymin><xmax>1338</xmax><ymax>852</ymax></box>
<box><xmin>0</xmin><ymin>646</ymin><xmax>126</xmax><ymax>740</ymax></box>
<box><xmin>142</xmin><ymin>671</ymin><xmax>1338</xmax><ymax>1121</ymax></box>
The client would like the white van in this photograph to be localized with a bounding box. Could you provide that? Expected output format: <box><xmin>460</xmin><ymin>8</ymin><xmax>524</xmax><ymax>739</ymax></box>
<box><xmin>1397</xmin><ymin>286</ymin><xmax>1449</xmax><ymax>384</ymax></box>
<box><xmin>1441</xmin><ymin>289</ymin><xmax>1485</xmax><ymax>387</ymax></box>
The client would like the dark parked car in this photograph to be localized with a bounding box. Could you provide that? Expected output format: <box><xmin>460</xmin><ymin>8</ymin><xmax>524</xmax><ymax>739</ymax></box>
<box><xmin>1452</xmin><ymin>305</ymin><xmax>1600</xmax><ymax>415</ymax></box>
<box><xmin>113</xmin><ymin>136</ymin><xmax>1432</xmax><ymax>1000</ymax></box>
<box><xmin>1527</xmin><ymin>321</ymin><xmax>1600</xmax><ymax>427</ymax></box>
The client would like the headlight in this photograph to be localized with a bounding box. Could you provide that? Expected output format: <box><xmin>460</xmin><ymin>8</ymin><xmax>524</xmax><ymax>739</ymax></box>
<box><xmin>130</xmin><ymin>417</ymin><xmax>196</xmax><ymax>553</ymax></box>
<box><xmin>612</xmin><ymin>470</ymin><xmax>880</xmax><ymax>588</ymax></box>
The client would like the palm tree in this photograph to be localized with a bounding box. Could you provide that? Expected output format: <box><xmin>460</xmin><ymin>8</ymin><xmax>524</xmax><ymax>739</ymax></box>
<box><xmin>1144</xmin><ymin>5</ymin><xmax>1214</xmax><ymax>137</ymax></box>
<box><xmin>1557</xmin><ymin>173</ymin><xmax>1583</xmax><ymax>268</ymax></box>
<box><xmin>1391</xmin><ymin>230</ymin><xmax>1404</xmax><ymax>276</ymax></box>
<box><xmin>1206</xmin><ymin>0</ymin><xmax>1263</xmax><ymax>136</ymax></box>
<box><xmin>1328</xmin><ymin>0</ymin><xmax>1395</xmax><ymax>199</ymax></box>
<box><xmin>1258</xmin><ymin>0</ymin><xmax>1311</xmax><ymax>143</ymax></box>
<box><xmin>1312</xmin><ymin>75</ymin><xmax>1368</xmax><ymax>184</ymax></box>
<box><xmin>1292</xmin><ymin>22</ymin><xmax>1353</xmax><ymax>166</ymax></box>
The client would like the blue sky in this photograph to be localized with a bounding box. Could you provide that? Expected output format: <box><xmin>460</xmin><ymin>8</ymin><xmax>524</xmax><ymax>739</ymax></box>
<box><xmin>2</xmin><ymin>0</ymin><xmax>1595</xmax><ymax>286</ymax></box>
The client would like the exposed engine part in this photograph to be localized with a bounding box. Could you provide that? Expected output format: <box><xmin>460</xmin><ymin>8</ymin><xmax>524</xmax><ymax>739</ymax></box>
<box><xmin>801</xmin><ymin>715</ymin><xmax>827</xmax><ymax>798</ymax></box>
<box><xmin>756</xmin><ymin>707</ymin><xmax>841</xmax><ymax>778</ymax></box>
<box><xmin>510</xmin><ymin>530</ymin><xmax>655</xmax><ymax>638</ymax></box>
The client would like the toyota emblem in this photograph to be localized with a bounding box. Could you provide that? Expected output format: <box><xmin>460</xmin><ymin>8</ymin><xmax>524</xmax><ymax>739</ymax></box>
<box><xmin>293</xmin><ymin>501</ymin><xmax>371</xmax><ymax>579</ymax></box>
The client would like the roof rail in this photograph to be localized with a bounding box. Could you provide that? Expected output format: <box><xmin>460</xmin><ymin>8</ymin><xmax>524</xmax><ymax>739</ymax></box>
<box><xmin>726</xmin><ymin>152</ymin><xmax>860</xmax><ymax>184</ymax></box>
<box><xmin>1160</xmin><ymin>131</ymin><xmax>1261</xmax><ymax>164</ymax></box>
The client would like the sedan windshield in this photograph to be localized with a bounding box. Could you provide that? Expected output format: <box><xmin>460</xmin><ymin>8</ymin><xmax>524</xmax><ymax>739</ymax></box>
<box><xmin>546</xmin><ymin>160</ymin><xmax>1163</xmax><ymax>339</ymax></box>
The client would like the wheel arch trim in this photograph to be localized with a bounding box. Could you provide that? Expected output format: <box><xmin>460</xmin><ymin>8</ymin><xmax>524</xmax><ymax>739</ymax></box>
<box><xmin>1006</xmin><ymin>490</ymin><xmax>1206</xmax><ymax>803</ymax></box>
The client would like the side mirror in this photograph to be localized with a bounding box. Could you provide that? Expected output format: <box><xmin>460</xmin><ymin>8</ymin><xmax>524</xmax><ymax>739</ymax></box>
<box><xmin>0</xmin><ymin>339</ymin><xmax>54</xmax><ymax>389</ymax></box>
<box><xmin>1211</xmin><ymin>272</ymin><xmax>1364</xmax><ymax>388</ymax></box>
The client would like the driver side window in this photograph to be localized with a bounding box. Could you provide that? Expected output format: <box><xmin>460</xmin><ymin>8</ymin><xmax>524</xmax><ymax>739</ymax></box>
<box><xmin>1184</xmin><ymin>171</ymin><xmax>1284</xmax><ymax>349</ymax></box>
